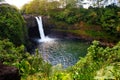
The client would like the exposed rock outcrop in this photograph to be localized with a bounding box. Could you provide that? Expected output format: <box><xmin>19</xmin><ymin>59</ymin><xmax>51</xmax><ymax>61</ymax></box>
<box><xmin>23</xmin><ymin>15</ymin><xmax>53</xmax><ymax>53</ymax></box>
<box><xmin>0</xmin><ymin>63</ymin><xmax>20</xmax><ymax>80</ymax></box>
<box><xmin>23</xmin><ymin>15</ymin><xmax>52</xmax><ymax>39</ymax></box>
<box><xmin>23</xmin><ymin>15</ymin><xmax>39</xmax><ymax>38</ymax></box>
<box><xmin>23</xmin><ymin>15</ymin><xmax>38</xmax><ymax>28</ymax></box>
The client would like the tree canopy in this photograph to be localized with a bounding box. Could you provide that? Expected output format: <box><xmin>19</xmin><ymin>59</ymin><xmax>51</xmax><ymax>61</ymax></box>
<box><xmin>0</xmin><ymin>4</ymin><xmax>26</xmax><ymax>45</ymax></box>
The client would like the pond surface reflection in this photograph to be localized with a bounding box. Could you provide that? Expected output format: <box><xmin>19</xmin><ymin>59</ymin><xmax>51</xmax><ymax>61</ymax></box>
<box><xmin>37</xmin><ymin>39</ymin><xmax>90</xmax><ymax>68</ymax></box>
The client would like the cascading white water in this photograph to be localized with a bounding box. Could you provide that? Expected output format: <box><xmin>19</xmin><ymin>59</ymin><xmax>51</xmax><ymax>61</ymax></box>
<box><xmin>35</xmin><ymin>16</ymin><xmax>45</xmax><ymax>40</ymax></box>
<box><xmin>35</xmin><ymin>16</ymin><xmax>54</xmax><ymax>42</ymax></box>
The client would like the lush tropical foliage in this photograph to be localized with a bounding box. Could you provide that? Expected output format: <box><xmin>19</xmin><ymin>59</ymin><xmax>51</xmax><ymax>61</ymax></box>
<box><xmin>1</xmin><ymin>0</ymin><xmax>120</xmax><ymax>80</ymax></box>
<box><xmin>50</xmin><ymin>4</ymin><xmax>120</xmax><ymax>34</ymax></box>
<box><xmin>21</xmin><ymin>0</ymin><xmax>120</xmax><ymax>42</ymax></box>
<box><xmin>72</xmin><ymin>40</ymin><xmax>120</xmax><ymax>80</ymax></box>
<box><xmin>1</xmin><ymin>39</ymin><xmax>120</xmax><ymax>80</ymax></box>
<box><xmin>0</xmin><ymin>39</ymin><xmax>52</xmax><ymax>80</ymax></box>
<box><xmin>0</xmin><ymin>4</ymin><xmax>27</xmax><ymax>45</ymax></box>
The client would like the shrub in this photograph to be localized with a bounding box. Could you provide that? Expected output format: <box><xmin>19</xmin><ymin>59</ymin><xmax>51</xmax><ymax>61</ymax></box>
<box><xmin>0</xmin><ymin>4</ymin><xmax>26</xmax><ymax>45</ymax></box>
<box><xmin>0</xmin><ymin>39</ymin><xmax>52</xmax><ymax>79</ymax></box>
<box><xmin>72</xmin><ymin>40</ymin><xmax>120</xmax><ymax>80</ymax></box>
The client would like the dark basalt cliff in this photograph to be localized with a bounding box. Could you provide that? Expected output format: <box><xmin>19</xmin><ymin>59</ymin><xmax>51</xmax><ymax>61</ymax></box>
<box><xmin>23</xmin><ymin>15</ymin><xmax>39</xmax><ymax>38</ymax></box>
<box><xmin>23</xmin><ymin>15</ymin><xmax>115</xmax><ymax>47</ymax></box>
<box><xmin>23</xmin><ymin>15</ymin><xmax>52</xmax><ymax>39</ymax></box>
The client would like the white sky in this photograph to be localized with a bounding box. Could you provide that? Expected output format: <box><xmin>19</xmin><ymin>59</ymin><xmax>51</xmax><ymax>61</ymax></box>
<box><xmin>5</xmin><ymin>0</ymin><xmax>32</xmax><ymax>9</ymax></box>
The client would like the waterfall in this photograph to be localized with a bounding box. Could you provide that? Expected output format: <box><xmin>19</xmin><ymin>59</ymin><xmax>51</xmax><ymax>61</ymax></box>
<box><xmin>35</xmin><ymin>16</ymin><xmax>54</xmax><ymax>42</ymax></box>
<box><xmin>35</xmin><ymin>16</ymin><xmax>45</xmax><ymax>40</ymax></box>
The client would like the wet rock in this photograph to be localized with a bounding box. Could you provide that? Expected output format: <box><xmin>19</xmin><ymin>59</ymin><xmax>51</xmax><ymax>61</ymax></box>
<box><xmin>23</xmin><ymin>15</ymin><xmax>52</xmax><ymax>39</ymax></box>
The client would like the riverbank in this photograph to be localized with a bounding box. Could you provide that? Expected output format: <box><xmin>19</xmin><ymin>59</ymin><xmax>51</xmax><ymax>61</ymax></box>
<box><xmin>47</xmin><ymin>20</ymin><xmax>116</xmax><ymax>47</ymax></box>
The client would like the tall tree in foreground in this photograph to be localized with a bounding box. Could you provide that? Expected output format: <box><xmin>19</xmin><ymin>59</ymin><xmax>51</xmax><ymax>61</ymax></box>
<box><xmin>0</xmin><ymin>4</ymin><xmax>26</xmax><ymax>45</ymax></box>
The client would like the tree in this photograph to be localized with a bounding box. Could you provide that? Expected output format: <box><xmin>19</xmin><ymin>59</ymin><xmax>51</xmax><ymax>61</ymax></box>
<box><xmin>0</xmin><ymin>0</ymin><xmax>4</xmax><ymax>2</ymax></box>
<box><xmin>59</xmin><ymin>0</ymin><xmax>66</xmax><ymax>8</ymax></box>
<box><xmin>22</xmin><ymin>0</ymin><xmax>50</xmax><ymax>14</ymax></box>
<box><xmin>66</xmin><ymin>0</ymin><xmax>77</xmax><ymax>8</ymax></box>
<box><xmin>47</xmin><ymin>1</ymin><xmax>60</xmax><ymax>9</ymax></box>
<box><xmin>22</xmin><ymin>0</ymin><xmax>61</xmax><ymax>15</ymax></box>
<box><xmin>0</xmin><ymin>4</ymin><xmax>26</xmax><ymax>45</ymax></box>
<box><xmin>25</xmin><ymin>0</ymin><xmax>40</xmax><ymax>14</ymax></box>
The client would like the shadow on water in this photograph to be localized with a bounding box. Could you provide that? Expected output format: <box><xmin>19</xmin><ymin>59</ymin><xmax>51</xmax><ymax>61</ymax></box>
<box><xmin>37</xmin><ymin>39</ymin><xmax>90</xmax><ymax>68</ymax></box>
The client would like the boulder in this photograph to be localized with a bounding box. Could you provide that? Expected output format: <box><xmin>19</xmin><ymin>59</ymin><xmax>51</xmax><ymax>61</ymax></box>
<box><xmin>0</xmin><ymin>63</ymin><xmax>20</xmax><ymax>80</ymax></box>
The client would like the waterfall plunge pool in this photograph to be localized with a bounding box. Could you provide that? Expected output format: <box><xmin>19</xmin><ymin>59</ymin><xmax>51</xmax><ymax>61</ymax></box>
<box><xmin>37</xmin><ymin>39</ymin><xmax>90</xmax><ymax>68</ymax></box>
<box><xmin>35</xmin><ymin>16</ymin><xmax>90</xmax><ymax>68</ymax></box>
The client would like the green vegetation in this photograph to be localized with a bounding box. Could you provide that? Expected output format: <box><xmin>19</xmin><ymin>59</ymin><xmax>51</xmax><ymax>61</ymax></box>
<box><xmin>1</xmin><ymin>39</ymin><xmax>120</xmax><ymax>80</ymax></box>
<box><xmin>1</xmin><ymin>0</ymin><xmax>120</xmax><ymax>80</ymax></box>
<box><xmin>21</xmin><ymin>1</ymin><xmax>120</xmax><ymax>42</ymax></box>
<box><xmin>0</xmin><ymin>4</ymin><xmax>27</xmax><ymax>45</ymax></box>
<box><xmin>0</xmin><ymin>39</ymin><xmax>52</xmax><ymax>80</ymax></box>
<box><xmin>21</xmin><ymin>0</ymin><xmax>60</xmax><ymax>15</ymax></box>
<box><xmin>49</xmin><ymin>6</ymin><xmax>120</xmax><ymax>42</ymax></box>
<box><xmin>72</xmin><ymin>40</ymin><xmax>120</xmax><ymax>79</ymax></box>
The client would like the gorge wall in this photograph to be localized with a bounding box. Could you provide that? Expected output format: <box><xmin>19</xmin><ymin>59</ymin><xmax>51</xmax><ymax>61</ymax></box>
<box><xmin>23</xmin><ymin>15</ymin><xmax>76</xmax><ymax>39</ymax></box>
<box><xmin>23</xmin><ymin>15</ymin><xmax>115</xmax><ymax>47</ymax></box>
<box><xmin>23</xmin><ymin>15</ymin><xmax>53</xmax><ymax>39</ymax></box>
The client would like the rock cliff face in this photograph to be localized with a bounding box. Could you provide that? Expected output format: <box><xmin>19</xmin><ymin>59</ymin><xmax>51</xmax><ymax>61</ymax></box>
<box><xmin>23</xmin><ymin>15</ymin><xmax>52</xmax><ymax>39</ymax></box>
<box><xmin>23</xmin><ymin>15</ymin><xmax>53</xmax><ymax>52</ymax></box>
<box><xmin>23</xmin><ymin>15</ymin><xmax>39</xmax><ymax>39</ymax></box>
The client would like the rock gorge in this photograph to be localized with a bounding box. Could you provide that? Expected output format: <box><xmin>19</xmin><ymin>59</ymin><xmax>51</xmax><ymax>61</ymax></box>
<box><xmin>23</xmin><ymin>15</ymin><xmax>53</xmax><ymax>39</ymax></box>
<box><xmin>23</xmin><ymin>15</ymin><xmax>115</xmax><ymax>47</ymax></box>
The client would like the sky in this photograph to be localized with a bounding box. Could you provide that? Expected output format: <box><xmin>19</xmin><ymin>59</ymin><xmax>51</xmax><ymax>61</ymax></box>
<box><xmin>4</xmin><ymin>0</ymin><xmax>119</xmax><ymax>9</ymax></box>
<box><xmin>5</xmin><ymin>0</ymin><xmax>32</xmax><ymax>9</ymax></box>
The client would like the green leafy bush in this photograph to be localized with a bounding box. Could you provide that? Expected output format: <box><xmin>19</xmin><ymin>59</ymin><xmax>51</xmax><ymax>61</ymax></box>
<box><xmin>0</xmin><ymin>39</ymin><xmax>52</xmax><ymax>79</ymax></box>
<box><xmin>72</xmin><ymin>40</ymin><xmax>120</xmax><ymax>80</ymax></box>
<box><xmin>0</xmin><ymin>4</ymin><xmax>26</xmax><ymax>45</ymax></box>
<box><xmin>1</xmin><ymin>39</ymin><xmax>120</xmax><ymax>80</ymax></box>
